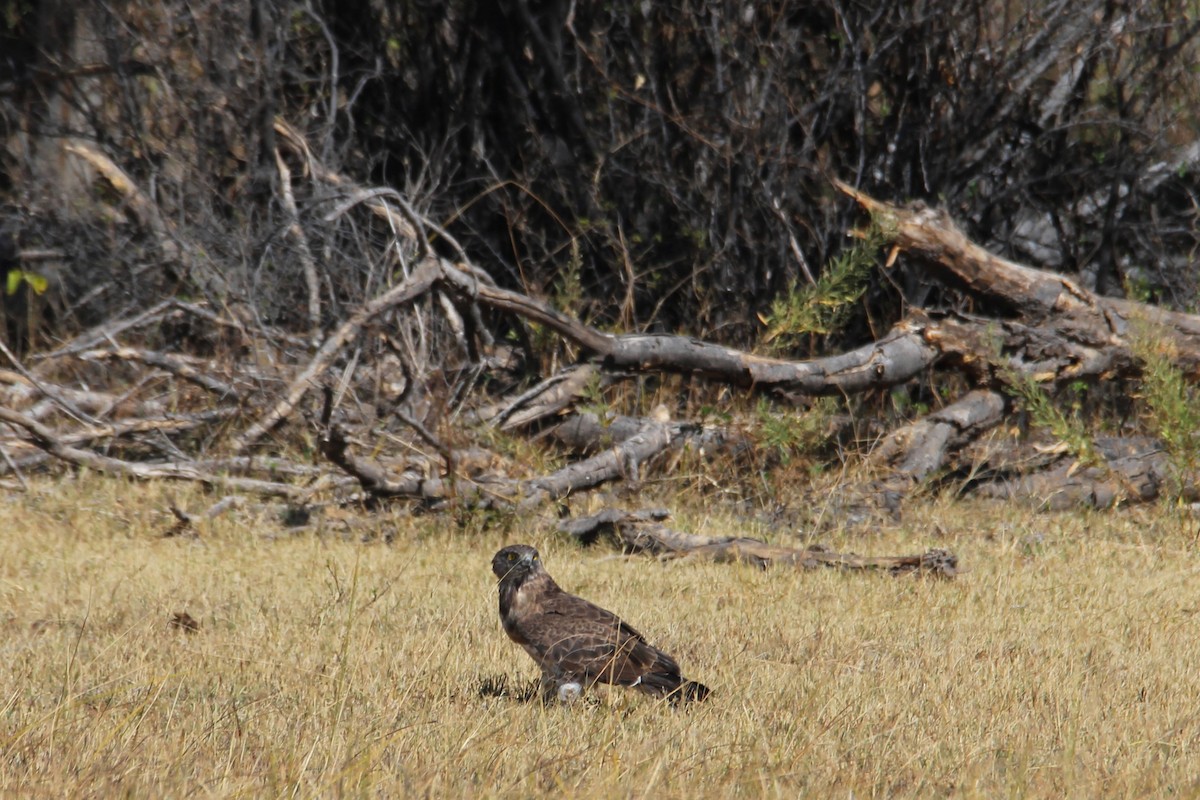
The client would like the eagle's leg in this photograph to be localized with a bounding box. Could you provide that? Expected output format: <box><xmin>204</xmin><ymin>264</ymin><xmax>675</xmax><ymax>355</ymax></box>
<box><xmin>538</xmin><ymin>671</ymin><xmax>583</xmax><ymax>704</ymax></box>
<box><xmin>538</xmin><ymin>672</ymin><xmax>556</xmax><ymax>703</ymax></box>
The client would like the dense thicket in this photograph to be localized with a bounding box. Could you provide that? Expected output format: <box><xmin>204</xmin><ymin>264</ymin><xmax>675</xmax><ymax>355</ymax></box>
<box><xmin>2</xmin><ymin>0</ymin><xmax>1198</xmax><ymax>353</ymax></box>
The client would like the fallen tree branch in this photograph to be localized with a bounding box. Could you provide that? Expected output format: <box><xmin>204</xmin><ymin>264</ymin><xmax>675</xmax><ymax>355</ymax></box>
<box><xmin>0</xmin><ymin>408</ymin><xmax>240</xmax><ymax>471</ymax></box>
<box><xmin>872</xmin><ymin>389</ymin><xmax>1008</xmax><ymax>480</ymax></box>
<box><xmin>320</xmin><ymin>411</ymin><xmax>696</xmax><ymax>510</ymax></box>
<box><xmin>559</xmin><ymin>508</ymin><xmax>958</xmax><ymax>578</ymax></box>
<box><xmin>318</xmin><ymin>422</ymin><xmax>461</xmax><ymax>504</ymax></box>
<box><xmin>970</xmin><ymin>435</ymin><xmax>1184</xmax><ymax>509</ymax></box>
<box><xmin>483</xmin><ymin>364</ymin><xmax>602</xmax><ymax>430</ymax></box>
<box><xmin>77</xmin><ymin>346</ymin><xmax>244</xmax><ymax>401</ymax></box>
<box><xmin>441</xmin><ymin>261</ymin><xmax>940</xmax><ymax>398</ymax></box>
<box><xmin>233</xmin><ymin>256</ymin><xmax>440</xmax><ymax>452</ymax></box>
<box><xmin>835</xmin><ymin>179</ymin><xmax>1200</xmax><ymax>376</ymax></box>
<box><xmin>0</xmin><ymin>339</ymin><xmax>100</xmax><ymax>425</ymax></box>
<box><xmin>516</xmin><ymin>420</ymin><xmax>682</xmax><ymax>508</ymax></box>
<box><xmin>37</xmin><ymin>299</ymin><xmax>175</xmax><ymax>358</ymax></box>
<box><xmin>0</xmin><ymin>406</ymin><xmax>304</xmax><ymax>498</ymax></box>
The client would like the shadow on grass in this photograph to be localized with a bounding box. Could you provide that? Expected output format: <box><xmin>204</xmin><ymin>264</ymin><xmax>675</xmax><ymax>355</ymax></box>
<box><xmin>476</xmin><ymin>673</ymin><xmax>541</xmax><ymax>703</ymax></box>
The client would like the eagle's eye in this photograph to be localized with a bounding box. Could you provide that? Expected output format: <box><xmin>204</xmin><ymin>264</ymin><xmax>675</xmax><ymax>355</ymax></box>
<box><xmin>506</xmin><ymin>552</ymin><xmax>517</xmax><ymax>562</ymax></box>
<box><xmin>532</xmin><ymin>554</ymin><xmax>538</xmax><ymax>561</ymax></box>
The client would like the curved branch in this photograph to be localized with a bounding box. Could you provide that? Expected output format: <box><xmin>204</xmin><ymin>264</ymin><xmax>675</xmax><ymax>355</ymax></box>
<box><xmin>440</xmin><ymin>263</ymin><xmax>940</xmax><ymax>397</ymax></box>
<box><xmin>233</xmin><ymin>257</ymin><xmax>440</xmax><ymax>453</ymax></box>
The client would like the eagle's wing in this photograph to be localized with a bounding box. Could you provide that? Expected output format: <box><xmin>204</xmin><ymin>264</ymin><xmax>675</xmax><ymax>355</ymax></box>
<box><xmin>532</xmin><ymin>587</ymin><xmax>683</xmax><ymax>691</ymax></box>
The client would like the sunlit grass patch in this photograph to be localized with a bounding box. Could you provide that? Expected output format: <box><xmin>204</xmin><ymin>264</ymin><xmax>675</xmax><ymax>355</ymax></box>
<box><xmin>2</xmin><ymin>477</ymin><xmax>1199</xmax><ymax>796</ymax></box>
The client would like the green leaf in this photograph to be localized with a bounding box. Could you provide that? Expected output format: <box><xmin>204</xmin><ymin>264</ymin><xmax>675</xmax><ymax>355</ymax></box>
<box><xmin>5</xmin><ymin>270</ymin><xmax>49</xmax><ymax>295</ymax></box>
<box><xmin>24</xmin><ymin>271</ymin><xmax>48</xmax><ymax>295</ymax></box>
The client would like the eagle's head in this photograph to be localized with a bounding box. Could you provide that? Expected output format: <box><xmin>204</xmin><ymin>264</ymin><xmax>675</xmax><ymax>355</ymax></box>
<box><xmin>492</xmin><ymin>544</ymin><xmax>543</xmax><ymax>584</ymax></box>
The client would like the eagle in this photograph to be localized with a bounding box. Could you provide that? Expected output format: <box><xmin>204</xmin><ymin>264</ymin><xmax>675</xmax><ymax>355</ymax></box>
<box><xmin>491</xmin><ymin>544</ymin><xmax>711</xmax><ymax>703</ymax></box>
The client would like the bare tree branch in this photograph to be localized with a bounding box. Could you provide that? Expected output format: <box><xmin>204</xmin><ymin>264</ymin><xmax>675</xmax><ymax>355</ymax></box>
<box><xmin>233</xmin><ymin>256</ymin><xmax>440</xmax><ymax>452</ymax></box>
<box><xmin>0</xmin><ymin>406</ymin><xmax>303</xmax><ymax>498</ymax></box>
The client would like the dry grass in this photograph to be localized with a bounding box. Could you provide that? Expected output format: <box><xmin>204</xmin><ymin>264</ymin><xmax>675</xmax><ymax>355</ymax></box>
<box><xmin>3</xmin><ymin>476</ymin><xmax>1200</xmax><ymax>798</ymax></box>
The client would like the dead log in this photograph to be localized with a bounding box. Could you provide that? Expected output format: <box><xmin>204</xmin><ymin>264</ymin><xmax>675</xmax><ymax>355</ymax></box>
<box><xmin>318</xmin><ymin>422</ymin><xmax>463</xmax><ymax>504</ymax></box>
<box><xmin>441</xmin><ymin>263</ymin><xmax>940</xmax><ymax>398</ymax></box>
<box><xmin>559</xmin><ymin>508</ymin><xmax>957</xmax><ymax>578</ymax></box>
<box><xmin>540</xmin><ymin>412</ymin><xmax>667</xmax><ymax>453</ymax></box>
<box><xmin>319</xmin><ymin>413</ymin><xmax>697</xmax><ymax>510</ymax></box>
<box><xmin>835</xmin><ymin>180</ymin><xmax>1200</xmax><ymax>376</ymax></box>
<box><xmin>480</xmin><ymin>364</ymin><xmax>601</xmax><ymax>431</ymax></box>
<box><xmin>516</xmin><ymin>420</ymin><xmax>682</xmax><ymax>508</ymax></box>
<box><xmin>823</xmin><ymin>181</ymin><xmax>1200</xmax><ymax>508</ymax></box>
<box><xmin>20</xmin><ymin>121</ymin><xmax>1200</xmax><ymax>523</ymax></box>
<box><xmin>970</xmin><ymin>436</ymin><xmax>1183</xmax><ymax>509</ymax></box>
<box><xmin>872</xmin><ymin>389</ymin><xmax>1007</xmax><ymax>480</ymax></box>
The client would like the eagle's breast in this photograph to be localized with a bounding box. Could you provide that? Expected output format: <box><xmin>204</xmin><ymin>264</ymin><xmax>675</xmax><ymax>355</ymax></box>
<box><xmin>500</xmin><ymin>575</ymin><xmax>546</xmax><ymax>646</ymax></box>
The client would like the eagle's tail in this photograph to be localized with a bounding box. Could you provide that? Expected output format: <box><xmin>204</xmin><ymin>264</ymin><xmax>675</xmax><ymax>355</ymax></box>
<box><xmin>639</xmin><ymin>670</ymin><xmax>711</xmax><ymax>702</ymax></box>
<box><xmin>674</xmin><ymin>678</ymin><xmax>711</xmax><ymax>703</ymax></box>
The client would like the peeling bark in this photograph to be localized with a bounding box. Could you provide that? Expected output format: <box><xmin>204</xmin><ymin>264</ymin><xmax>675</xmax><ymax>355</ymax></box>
<box><xmin>873</xmin><ymin>390</ymin><xmax>1007</xmax><ymax>480</ymax></box>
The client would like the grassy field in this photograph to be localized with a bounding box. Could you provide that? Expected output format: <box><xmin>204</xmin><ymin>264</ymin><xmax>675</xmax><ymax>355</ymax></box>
<box><xmin>3</xmin><ymin>476</ymin><xmax>1200</xmax><ymax>797</ymax></box>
